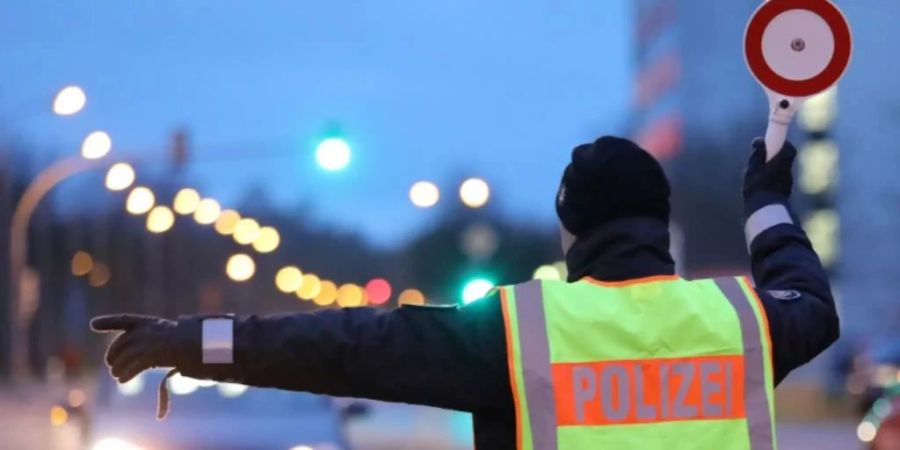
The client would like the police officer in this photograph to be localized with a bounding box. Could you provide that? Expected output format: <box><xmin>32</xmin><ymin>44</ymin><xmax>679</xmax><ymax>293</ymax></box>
<box><xmin>92</xmin><ymin>136</ymin><xmax>839</xmax><ymax>449</ymax></box>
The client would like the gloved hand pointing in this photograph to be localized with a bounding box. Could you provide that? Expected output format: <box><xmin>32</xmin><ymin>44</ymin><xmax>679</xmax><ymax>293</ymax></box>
<box><xmin>91</xmin><ymin>314</ymin><xmax>178</xmax><ymax>383</ymax></box>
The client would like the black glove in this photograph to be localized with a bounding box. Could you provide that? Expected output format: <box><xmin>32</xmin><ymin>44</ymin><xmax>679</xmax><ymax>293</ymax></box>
<box><xmin>91</xmin><ymin>314</ymin><xmax>179</xmax><ymax>383</ymax></box>
<box><xmin>742</xmin><ymin>138</ymin><xmax>797</xmax><ymax>217</ymax></box>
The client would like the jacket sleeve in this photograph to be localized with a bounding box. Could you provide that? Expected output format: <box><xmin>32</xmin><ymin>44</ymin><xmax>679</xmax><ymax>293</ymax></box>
<box><xmin>174</xmin><ymin>294</ymin><xmax>513</xmax><ymax>413</ymax></box>
<box><xmin>748</xmin><ymin>213</ymin><xmax>840</xmax><ymax>385</ymax></box>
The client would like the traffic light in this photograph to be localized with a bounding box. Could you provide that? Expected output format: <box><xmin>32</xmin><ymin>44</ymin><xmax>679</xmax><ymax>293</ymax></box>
<box><xmin>461</xmin><ymin>277</ymin><xmax>495</xmax><ymax>304</ymax></box>
<box><xmin>315</xmin><ymin>137</ymin><xmax>352</xmax><ymax>172</ymax></box>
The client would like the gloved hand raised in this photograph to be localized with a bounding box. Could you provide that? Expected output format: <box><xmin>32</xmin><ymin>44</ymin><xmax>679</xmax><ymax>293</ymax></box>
<box><xmin>742</xmin><ymin>138</ymin><xmax>797</xmax><ymax>217</ymax></box>
<box><xmin>91</xmin><ymin>314</ymin><xmax>179</xmax><ymax>383</ymax></box>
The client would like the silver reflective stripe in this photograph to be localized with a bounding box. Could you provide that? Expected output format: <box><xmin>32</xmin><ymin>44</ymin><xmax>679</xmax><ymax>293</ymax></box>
<box><xmin>745</xmin><ymin>204</ymin><xmax>792</xmax><ymax>246</ymax></box>
<box><xmin>202</xmin><ymin>318</ymin><xmax>234</xmax><ymax>364</ymax></box>
<box><xmin>714</xmin><ymin>278</ymin><xmax>774</xmax><ymax>450</ymax></box>
<box><xmin>513</xmin><ymin>281</ymin><xmax>558</xmax><ymax>450</ymax></box>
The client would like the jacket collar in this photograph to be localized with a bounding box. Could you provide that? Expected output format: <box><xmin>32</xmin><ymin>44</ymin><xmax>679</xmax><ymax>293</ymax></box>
<box><xmin>565</xmin><ymin>217</ymin><xmax>675</xmax><ymax>283</ymax></box>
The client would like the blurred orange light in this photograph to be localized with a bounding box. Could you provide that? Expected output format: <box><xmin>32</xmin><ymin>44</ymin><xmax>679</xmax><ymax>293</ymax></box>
<box><xmin>49</xmin><ymin>406</ymin><xmax>68</xmax><ymax>427</ymax></box>
<box><xmin>365</xmin><ymin>278</ymin><xmax>392</xmax><ymax>305</ymax></box>
<box><xmin>215</xmin><ymin>209</ymin><xmax>241</xmax><ymax>235</ymax></box>
<box><xmin>252</xmin><ymin>226</ymin><xmax>280</xmax><ymax>253</ymax></box>
<box><xmin>89</xmin><ymin>263</ymin><xmax>111</xmax><ymax>287</ymax></box>
<box><xmin>275</xmin><ymin>266</ymin><xmax>303</xmax><ymax>293</ymax></box>
<box><xmin>172</xmin><ymin>188</ymin><xmax>201</xmax><ymax>215</ymax></box>
<box><xmin>296</xmin><ymin>274</ymin><xmax>322</xmax><ymax>300</ymax></box>
<box><xmin>71</xmin><ymin>251</ymin><xmax>93</xmax><ymax>277</ymax></box>
<box><xmin>337</xmin><ymin>284</ymin><xmax>364</xmax><ymax>307</ymax></box>
<box><xmin>313</xmin><ymin>280</ymin><xmax>337</xmax><ymax>306</ymax></box>
<box><xmin>398</xmin><ymin>289</ymin><xmax>425</xmax><ymax>306</ymax></box>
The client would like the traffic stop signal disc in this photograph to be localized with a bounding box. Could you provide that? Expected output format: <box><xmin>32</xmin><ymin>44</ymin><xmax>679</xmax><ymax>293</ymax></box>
<box><xmin>744</xmin><ymin>0</ymin><xmax>852</xmax><ymax>98</ymax></box>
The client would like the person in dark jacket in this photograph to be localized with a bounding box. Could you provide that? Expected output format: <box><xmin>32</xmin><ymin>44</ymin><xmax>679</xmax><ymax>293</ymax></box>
<box><xmin>92</xmin><ymin>136</ymin><xmax>839</xmax><ymax>449</ymax></box>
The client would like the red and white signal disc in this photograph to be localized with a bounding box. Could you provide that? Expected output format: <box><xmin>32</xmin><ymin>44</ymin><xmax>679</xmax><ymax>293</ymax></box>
<box><xmin>745</xmin><ymin>0</ymin><xmax>852</xmax><ymax>97</ymax></box>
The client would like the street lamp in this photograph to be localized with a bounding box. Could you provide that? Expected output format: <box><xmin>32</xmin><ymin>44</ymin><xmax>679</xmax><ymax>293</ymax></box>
<box><xmin>8</xmin><ymin>129</ymin><xmax>114</xmax><ymax>380</ymax></box>
<box><xmin>52</xmin><ymin>86</ymin><xmax>87</xmax><ymax>116</ymax></box>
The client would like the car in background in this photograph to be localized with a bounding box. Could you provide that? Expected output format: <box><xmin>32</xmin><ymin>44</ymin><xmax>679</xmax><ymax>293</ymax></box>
<box><xmin>78</xmin><ymin>369</ymin><xmax>364</xmax><ymax>450</ymax></box>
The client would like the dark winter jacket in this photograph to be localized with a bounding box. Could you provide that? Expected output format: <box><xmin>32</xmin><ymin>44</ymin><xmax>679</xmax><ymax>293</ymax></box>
<box><xmin>175</xmin><ymin>210</ymin><xmax>839</xmax><ymax>449</ymax></box>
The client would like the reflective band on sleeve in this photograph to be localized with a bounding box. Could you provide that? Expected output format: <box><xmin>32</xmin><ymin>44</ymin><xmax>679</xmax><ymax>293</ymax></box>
<box><xmin>745</xmin><ymin>204</ymin><xmax>792</xmax><ymax>246</ymax></box>
<box><xmin>513</xmin><ymin>281</ymin><xmax>559</xmax><ymax>450</ymax></box>
<box><xmin>202</xmin><ymin>318</ymin><xmax>234</xmax><ymax>364</ymax></box>
<box><xmin>714</xmin><ymin>278</ymin><xmax>774</xmax><ymax>450</ymax></box>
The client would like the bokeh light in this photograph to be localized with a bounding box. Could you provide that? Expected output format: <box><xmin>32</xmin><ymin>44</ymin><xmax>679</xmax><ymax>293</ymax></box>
<box><xmin>857</xmin><ymin>421</ymin><xmax>877</xmax><ymax>443</ymax></box>
<box><xmin>225</xmin><ymin>253</ymin><xmax>256</xmax><ymax>282</ymax></box>
<box><xmin>167</xmin><ymin>373</ymin><xmax>199</xmax><ymax>395</ymax></box>
<box><xmin>313</xmin><ymin>280</ymin><xmax>338</xmax><ymax>306</ymax></box>
<box><xmin>316</xmin><ymin>137</ymin><xmax>352</xmax><ymax>172</ymax></box>
<box><xmin>409</xmin><ymin>181</ymin><xmax>440</xmax><ymax>208</ymax></box>
<box><xmin>173</xmin><ymin>188</ymin><xmax>201</xmax><ymax>215</ymax></box>
<box><xmin>105</xmin><ymin>163</ymin><xmax>135</xmax><ymax>191</ymax></box>
<box><xmin>253</xmin><ymin>226</ymin><xmax>280</xmax><ymax>253</ymax></box>
<box><xmin>68</xmin><ymin>389</ymin><xmax>86</xmax><ymax>408</ymax></box>
<box><xmin>296</xmin><ymin>274</ymin><xmax>322</xmax><ymax>300</ymax></box>
<box><xmin>532</xmin><ymin>265</ymin><xmax>561</xmax><ymax>280</ymax></box>
<box><xmin>233</xmin><ymin>218</ymin><xmax>261</xmax><ymax>245</ymax></box>
<box><xmin>146</xmin><ymin>206</ymin><xmax>175</xmax><ymax>234</ymax></box>
<box><xmin>398</xmin><ymin>289</ymin><xmax>426</xmax><ymax>306</ymax></box>
<box><xmin>337</xmin><ymin>284</ymin><xmax>364</xmax><ymax>307</ymax></box>
<box><xmin>88</xmin><ymin>263</ymin><xmax>111</xmax><ymax>287</ymax></box>
<box><xmin>275</xmin><ymin>266</ymin><xmax>303</xmax><ymax>293</ymax></box>
<box><xmin>126</xmin><ymin>186</ymin><xmax>155</xmax><ymax>215</ymax></box>
<box><xmin>53</xmin><ymin>85</ymin><xmax>87</xmax><ymax>116</ymax></box>
<box><xmin>217</xmin><ymin>382</ymin><xmax>249</xmax><ymax>398</ymax></box>
<box><xmin>365</xmin><ymin>278</ymin><xmax>392</xmax><ymax>305</ymax></box>
<box><xmin>81</xmin><ymin>131</ymin><xmax>112</xmax><ymax>160</ymax></box>
<box><xmin>462</xmin><ymin>278</ymin><xmax>495</xmax><ymax>304</ymax></box>
<box><xmin>71</xmin><ymin>251</ymin><xmax>93</xmax><ymax>277</ymax></box>
<box><xmin>459</xmin><ymin>178</ymin><xmax>490</xmax><ymax>208</ymax></box>
<box><xmin>49</xmin><ymin>406</ymin><xmax>68</xmax><ymax>427</ymax></box>
<box><xmin>215</xmin><ymin>209</ymin><xmax>241</xmax><ymax>235</ymax></box>
<box><xmin>194</xmin><ymin>198</ymin><xmax>221</xmax><ymax>225</ymax></box>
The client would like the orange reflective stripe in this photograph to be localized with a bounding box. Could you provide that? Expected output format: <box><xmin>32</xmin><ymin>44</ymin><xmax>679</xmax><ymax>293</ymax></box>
<box><xmin>499</xmin><ymin>288</ymin><xmax>525</xmax><ymax>450</ymax></box>
<box><xmin>741</xmin><ymin>277</ymin><xmax>774</xmax><ymax>368</ymax></box>
<box><xmin>581</xmin><ymin>274</ymin><xmax>680</xmax><ymax>287</ymax></box>
<box><xmin>552</xmin><ymin>355</ymin><xmax>745</xmax><ymax>426</ymax></box>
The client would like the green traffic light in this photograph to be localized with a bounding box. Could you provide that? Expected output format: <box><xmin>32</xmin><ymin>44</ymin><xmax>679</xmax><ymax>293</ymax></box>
<box><xmin>315</xmin><ymin>137</ymin><xmax>351</xmax><ymax>172</ymax></box>
<box><xmin>462</xmin><ymin>278</ymin><xmax>495</xmax><ymax>304</ymax></box>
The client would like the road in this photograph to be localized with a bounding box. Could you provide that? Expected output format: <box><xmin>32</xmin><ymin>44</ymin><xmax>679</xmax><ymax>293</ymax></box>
<box><xmin>0</xmin><ymin>383</ymin><xmax>864</xmax><ymax>450</ymax></box>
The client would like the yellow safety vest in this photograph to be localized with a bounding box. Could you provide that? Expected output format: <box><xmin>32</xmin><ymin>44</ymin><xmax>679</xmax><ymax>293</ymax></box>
<box><xmin>498</xmin><ymin>275</ymin><xmax>776</xmax><ymax>450</ymax></box>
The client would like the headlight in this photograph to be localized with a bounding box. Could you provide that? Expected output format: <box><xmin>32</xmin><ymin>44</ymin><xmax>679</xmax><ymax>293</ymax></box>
<box><xmin>92</xmin><ymin>437</ymin><xmax>144</xmax><ymax>450</ymax></box>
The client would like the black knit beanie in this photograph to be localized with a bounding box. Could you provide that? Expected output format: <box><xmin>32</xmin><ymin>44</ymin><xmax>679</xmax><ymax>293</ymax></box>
<box><xmin>555</xmin><ymin>136</ymin><xmax>671</xmax><ymax>236</ymax></box>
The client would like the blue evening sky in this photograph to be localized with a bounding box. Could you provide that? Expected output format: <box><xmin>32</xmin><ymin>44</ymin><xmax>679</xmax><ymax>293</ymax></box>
<box><xmin>0</xmin><ymin>0</ymin><xmax>632</xmax><ymax>247</ymax></box>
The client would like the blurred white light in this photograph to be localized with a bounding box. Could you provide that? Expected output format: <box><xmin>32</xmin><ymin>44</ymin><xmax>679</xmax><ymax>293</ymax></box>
<box><xmin>459</xmin><ymin>223</ymin><xmax>499</xmax><ymax>261</ymax></box>
<box><xmin>116</xmin><ymin>374</ymin><xmax>145</xmax><ymax>396</ymax></box>
<box><xmin>804</xmin><ymin>210</ymin><xmax>840</xmax><ymax>267</ymax></box>
<box><xmin>459</xmin><ymin>178</ymin><xmax>490</xmax><ymax>208</ymax></box>
<box><xmin>857</xmin><ymin>421</ymin><xmax>877</xmax><ymax>443</ymax></box>
<box><xmin>193</xmin><ymin>198</ymin><xmax>221</xmax><ymax>225</ymax></box>
<box><xmin>92</xmin><ymin>437</ymin><xmax>143</xmax><ymax>450</ymax></box>
<box><xmin>533</xmin><ymin>265</ymin><xmax>561</xmax><ymax>280</ymax></box>
<box><xmin>462</xmin><ymin>279</ymin><xmax>495</xmax><ymax>304</ymax></box>
<box><xmin>167</xmin><ymin>373</ymin><xmax>199</xmax><ymax>395</ymax></box>
<box><xmin>105</xmin><ymin>163</ymin><xmax>135</xmax><ymax>191</ymax></box>
<box><xmin>252</xmin><ymin>226</ymin><xmax>280</xmax><ymax>253</ymax></box>
<box><xmin>217</xmin><ymin>382</ymin><xmax>249</xmax><ymax>398</ymax></box>
<box><xmin>275</xmin><ymin>266</ymin><xmax>304</xmax><ymax>293</ymax></box>
<box><xmin>799</xmin><ymin>87</ymin><xmax>838</xmax><ymax>132</ymax></box>
<box><xmin>126</xmin><ymin>187</ymin><xmax>155</xmax><ymax>215</ymax></box>
<box><xmin>289</xmin><ymin>446</ymin><xmax>314</xmax><ymax>450</ymax></box>
<box><xmin>195</xmin><ymin>379</ymin><xmax>217</xmax><ymax>388</ymax></box>
<box><xmin>172</xmin><ymin>188</ymin><xmax>201</xmax><ymax>215</ymax></box>
<box><xmin>81</xmin><ymin>131</ymin><xmax>112</xmax><ymax>160</ymax></box>
<box><xmin>799</xmin><ymin>140</ymin><xmax>839</xmax><ymax>195</ymax></box>
<box><xmin>53</xmin><ymin>86</ymin><xmax>86</xmax><ymax>116</ymax></box>
<box><xmin>316</xmin><ymin>138</ymin><xmax>351</xmax><ymax>172</ymax></box>
<box><xmin>233</xmin><ymin>218</ymin><xmax>261</xmax><ymax>245</ymax></box>
<box><xmin>226</xmin><ymin>253</ymin><xmax>256</xmax><ymax>282</ymax></box>
<box><xmin>410</xmin><ymin>181</ymin><xmax>440</xmax><ymax>208</ymax></box>
<box><xmin>146</xmin><ymin>206</ymin><xmax>175</xmax><ymax>234</ymax></box>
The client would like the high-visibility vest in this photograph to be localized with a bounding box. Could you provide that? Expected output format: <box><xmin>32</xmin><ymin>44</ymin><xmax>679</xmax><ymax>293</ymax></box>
<box><xmin>498</xmin><ymin>275</ymin><xmax>776</xmax><ymax>450</ymax></box>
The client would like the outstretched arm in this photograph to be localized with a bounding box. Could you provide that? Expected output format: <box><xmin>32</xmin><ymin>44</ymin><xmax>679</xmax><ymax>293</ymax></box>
<box><xmin>92</xmin><ymin>296</ymin><xmax>512</xmax><ymax>413</ymax></box>
<box><xmin>742</xmin><ymin>139</ymin><xmax>840</xmax><ymax>385</ymax></box>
